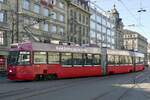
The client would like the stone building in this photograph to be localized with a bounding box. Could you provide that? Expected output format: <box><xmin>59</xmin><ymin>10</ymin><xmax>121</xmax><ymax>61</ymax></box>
<box><xmin>110</xmin><ymin>5</ymin><xmax>124</xmax><ymax>49</ymax></box>
<box><xmin>0</xmin><ymin>0</ymin><xmax>68</xmax><ymax>71</ymax></box>
<box><xmin>0</xmin><ymin>0</ymin><xmax>10</xmax><ymax>71</ymax></box>
<box><xmin>8</xmin><ymin>0</ymin><xmax>68</xmax><ymax>43</ymax></box>
<box><xmin>147</xmin><ymin>44</ymin><xmax>150</xmax><ymax>66</ymax></box>
<box><xmin>123</xmin><ymin>29</ymin><xmax>147</xmax><ymax>54</ymax></box>
<box><xmin>67</xmin><ymin>0</ymin><xmax>90</xmax><ymax>45</ymax></box>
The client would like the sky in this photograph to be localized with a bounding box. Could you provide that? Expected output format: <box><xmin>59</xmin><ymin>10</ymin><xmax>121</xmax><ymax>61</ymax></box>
<box><xmin>90</xmin><ymin>0</ymin><xmax>150</xmax><ymax>43</ymax></box>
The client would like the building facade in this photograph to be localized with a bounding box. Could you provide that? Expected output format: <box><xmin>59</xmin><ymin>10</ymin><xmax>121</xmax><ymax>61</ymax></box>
<box><xmin>0</xmin><ymin>0</ymin><xmax>9</xmax><ymax>71</ymax></box>
<box><xmin>110</xmin><ymin>5</ymin><xmax>124</xmax><ymax>49</ymax></box>
<box><xmin>90</xmin><ymin>7</ymin><xmax>115</xmax><ymax>49</ymax></box>
<box><xmin>0</xmin><ymin>0</ymin><xmax>68</xmax><ymax>71</ymax></box>
<box><xmin>67</xmin><ymin>0</ymin><xmax>90</xmax><ymax>45</ymax></box>
<box><xmin>147</xmin><ymin>44</ymin><xmax>150</xmax><ymax>66</ymax></box>
<box><xmin>123</xmin><ymin>29</ymin><xmax>148</xmax><ymax>53</ymax></box>
<box><xmin>8</xmin><ymin>0</ymin><xmax>68</xmax><ymax>43</ymax></box>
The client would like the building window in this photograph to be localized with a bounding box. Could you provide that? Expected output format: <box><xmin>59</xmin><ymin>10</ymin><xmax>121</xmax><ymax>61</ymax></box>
<box><xmin>59</xmin><ymin>27</ymin><xmax>64</xmax><ymax>34</ymax></box>
<box><xmin>90</xmin><ymin>31</ymin><xmax>96</xmax><ymax>38</ymax></box>
<box><xmin>86</xmin><ymin>17</ymin><xmax>89</xmax><ymax>25</ymax></box>
<box><xmin>90</xmin><ymin>21</ymin><xmax>96</xmax><ymax>29</ymax></box>
<box><xmin>58</xmin><ymin>1</ymin><xmax>64</xmax><ymax>9</ymax></box>
<box><xmin>91</xmin><ymin>13</ymin><xmax>96</xmax><ymax>20</ymax></box>
<box><xmin>59</xmin><ymin>14</ymin><xmax>64</xmax><ymax>22</ymax></box>
<box><xmin>97</xmin><ymin>16</ymin><xmax>101</xmax><ymax>23</ymax></box>
<box><xmin>102</xmin><ymin>26</ymin><xmax>106</xmax><ymax>33</ymax></box>
<box><xmin>102</xmin><ymin>18</ymin><xmax>106</xmax><ymax>25</ymax></box>
<box><xmin>97</xmin><ymin>24</ymin><xmax>101</xmax><ymax>32</ymax></box>
<box><xmin>0</xmin><ymin>11</ymin><xmax>4</xmax><ymax>22</ymax></box>
<box><xmin>43</xmin><ymin>23</ymin><xmax>48</xmax><ymax>31</ymax></box>
<box><xmin>24</xmin><ymin>17</ymin><xmax>30</xmax><ymax>25</ymax></box>
<box><xmin>51</xmin><ymin>12</ymin><xmax>56</xmax><ymax>19</ymax></box>
<box><xmin>79</xmin><ymin>13</ymin><xmax>81</xmax><ymax>22</ymax></box>
<box><xmin>43</xmin><ymin>8</ymin><xmax>49</xmax><ymax>16</ymax></box>
<box><xmin>0</xmin><ymin>31</ymin><xmax>4</xmax><ymax>45</ymax></box>
<box><xmin>23</xmin><ymin>0</ymin><xmax>30</xmax><ymax>10</ymax></box>
<box><xmin>32</xmin><ymin>20</ymin><xmax>39</xmax><ymax>29</ymax></box>
<box><xmin>82</xmin><ymin>15</ymin><xmax>85</xmax><ymax>24</ymax></box>
<box><xmin>0</xmin><ymin>0</ymin><xmax>6</xmax><ymax>3</ymax></box>
<box><xmin>34</xmin><ymin>3</ymin><xmax>40</xmax><ymax>13</ymax></box>
<box><xmin>51</xmin><ymin>25</ymin><xmax>56</xmax><ymax>33</ymax></box>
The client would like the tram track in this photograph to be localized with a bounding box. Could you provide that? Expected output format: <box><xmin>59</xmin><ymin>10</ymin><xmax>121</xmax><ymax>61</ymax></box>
<box><xmin>0</xmin><ymin>76</ymin><xmax>105</xmax><ymax>99</ymax></box>
<box><xmin>15</xmin><ymin>73</ymin><xmax>139</xmax><ymax>100</ymax></box>
<box><xmin>92</xmin><ymin>71</ymin><xmax>150</xmax><ymax>100</ymax></box>
<box><xmin>0</xmin><ymin>71</ymin><xmax>148</xmax><ymax>100</ymax></box>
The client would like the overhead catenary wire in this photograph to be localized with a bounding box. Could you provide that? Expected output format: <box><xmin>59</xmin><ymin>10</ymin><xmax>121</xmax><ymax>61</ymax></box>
<box><xmin>117</xmin><ymin>0</ymin><xmax>150</xmax><ymax>41</ymax></box>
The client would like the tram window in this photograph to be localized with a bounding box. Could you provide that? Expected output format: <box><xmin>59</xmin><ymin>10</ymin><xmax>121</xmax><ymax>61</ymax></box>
<box><xmin>128</xmin><ymin>56</ymin><xmax>132</xmax><ymax>64</ymax></box>
<box><xmin>93</xmin><ymin>54</ymin><xmax>101</xmax><ymax>65</ymax></box>
<box><xmin>136</xmin><ymin>57</ymin><xmax>140</xmax><ymax>64</ymax></box>
<box><xmin>18</xmin><ymin>51</ymin><xmax>30</xmax><ymax>65</ymax></box>
<box><xmin>115</xmin><ymin>56</ymin><xmax>119</xmax><ymax>65</ymax></box>
<box><xmin>48</xmin><ymin>52</ymin><xmax>59</xmax><ymax>64</ymax></box>
<box><xmin>124</xmin><ymin>56</ymin><xmax>129</xmax><ymax>64</ymax></box>
<box><xmin>139</xmin><ymin>57</ymin><xmax>144</xmax><ymax>64</ymax></box>
<box><xmin>72</xmin><ymin>53</ymin><xmax>83</xmax><ymax>66</ymax></box>
<box><xmin>108</xmin><ymin>55</ymin><xmax>115</xmax><ymax>65</ymax></box>
<box><xmin>34</xmin><ymin>52</ymin><xmax>47</xmax><ymax>64</ymax></box>
<box><xmin>119</xmin><ymin>56</ymin><xmax>125</xmax><ymax>64</ymax></box>
<box><xmin>84</xmin><ymin>54</ymin><xmax>93</xmax><ymax>66</ymax></box>
<box><xmin>61</xmin><ymin>53</ymin><xmax>72</xmax><ymax>66</ymax></box>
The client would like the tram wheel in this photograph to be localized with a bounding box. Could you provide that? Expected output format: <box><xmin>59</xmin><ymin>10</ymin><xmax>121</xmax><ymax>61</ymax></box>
<box><xmin>35</xmin><ymin>74</ymin><xmax>44</xmax><ymax>81</ymax></box>
<box><xmin>47</xmin><ymin>74</ymin><xmax>57</xmax><ymax>80</ymax></box>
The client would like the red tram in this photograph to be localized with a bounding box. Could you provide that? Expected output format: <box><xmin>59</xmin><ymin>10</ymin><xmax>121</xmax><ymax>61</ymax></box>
<box><xmin>7</xmin><ymin>42</ymin><xmax>145</xmax><ymax>81</ymax></box>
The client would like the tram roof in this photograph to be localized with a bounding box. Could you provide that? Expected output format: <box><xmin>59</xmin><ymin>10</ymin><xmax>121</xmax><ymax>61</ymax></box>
<box><xmin>107</xmin><ymin>49</ymin><xmax>144</xmax><ymax>57</ymax></box>
<box><xmin>32</xmin><ymin>42</ymin><xmax>101</xmax><ymax>54</ymax></box>
<box><xmin>10</xmin><ymin>42</ymin><xmax>144</xmax><ymax>57</ymax></box>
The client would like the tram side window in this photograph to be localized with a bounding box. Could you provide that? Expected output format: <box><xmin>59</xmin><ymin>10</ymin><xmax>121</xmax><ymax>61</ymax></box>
<box><xmin>128</xmin><ymin>56</ymin><xmax>132</xmax><ymax>64</ymax></box>
<box><xmin>119</xmin><ymin>56</ymin><xmax>125</xmax><ymax>64</ymax></box>
<box><xmin>140</xmin><ymin>57</ymin><xmax>144</xmax><ymax>64</ymax></box>
<box><xmin>48</xmin><ymin>52</ymin><xmax>59</xmax><ymax>64</ymax></box>
<box><xmin>108</xmin><ymin>55</ymin><xmax>115</xmax><ymax>65</ymax></box>
<box><xmin>18</xmin><ymin>51</ymin><xmax>30</xmax><ymax>65</ymax></box>
<box><xmin>61</xmin><ymin>53</ymin><xmax>72</xmax><ymax>66</ymax></box>
<box><xmin>72</xmin><ymin>53</ymin><xmax>83</xmax><ymax>66</ymax></box>
<box><xmin>93</xmin><ymin>54</ymin><xmax>101</xmax><ymax>65</ymax></box>
<box><xmin>136</xmin><ymin>57</ymin><xmax>140</xmax><ymax>64</ymax></box>
<box><xmin>34</xmin><ymin>52</ymin><xmax>47</xmax><ymax>64</ymax></box>
<box><xmin>84</xmin><ymin>54</ymin><xmax>93</xmax><ymax>66</ymax></box>
<box><xmin>124</xmin><ymin>56</ymin><xmax>129</xmax><ymax>64</ymax></box>
<box><xmin>115</xmin><ymin>56</ymin><xmax>119</xmax><ymax>65</ymax></box>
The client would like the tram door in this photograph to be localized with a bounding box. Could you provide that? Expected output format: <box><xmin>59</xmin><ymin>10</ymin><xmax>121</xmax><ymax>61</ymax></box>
<box><xmin>101</xmin><ymin>47</ymin><xmax>107</xmax><ymax>75</ymax></box>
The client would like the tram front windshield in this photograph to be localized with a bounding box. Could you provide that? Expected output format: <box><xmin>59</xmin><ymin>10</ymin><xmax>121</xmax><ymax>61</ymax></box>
<box><xmin>8</xmin><ymin>51</ymin><xmax>30</xmax><ymax>65</ymax></box>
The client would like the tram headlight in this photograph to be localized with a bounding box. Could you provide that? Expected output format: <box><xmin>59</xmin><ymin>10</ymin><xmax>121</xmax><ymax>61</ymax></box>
<box><xmin>9</xmin><ymin>69</ymin><xmax>13</xmax><ymax>73</ymax></box>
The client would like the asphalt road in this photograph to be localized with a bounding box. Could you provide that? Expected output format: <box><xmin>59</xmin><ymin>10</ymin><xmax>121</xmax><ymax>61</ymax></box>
<box><xmin>0</xmin><ymin>68</ymin><xmax>150</xmax><ymax>100</ymax></box>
